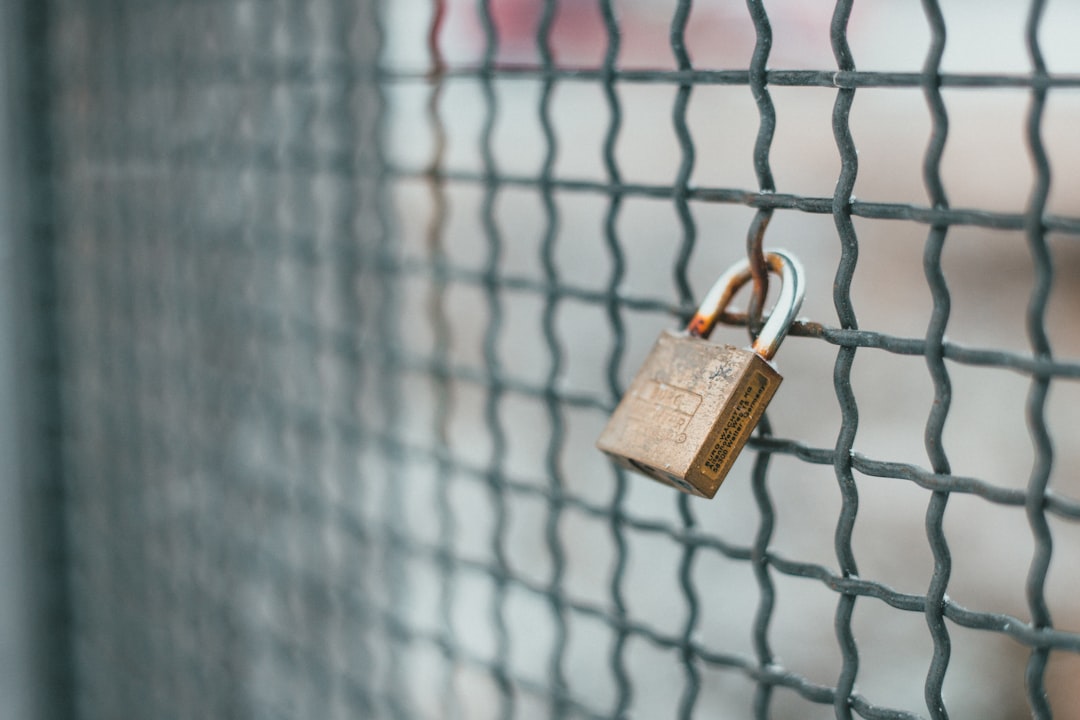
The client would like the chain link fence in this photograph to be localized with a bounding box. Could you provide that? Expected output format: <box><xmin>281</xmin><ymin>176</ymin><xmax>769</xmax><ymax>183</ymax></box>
<box><xmin>17</xmin><ymin>0</ymin><xmax>1080</xmax><ymax>718</ymax></box>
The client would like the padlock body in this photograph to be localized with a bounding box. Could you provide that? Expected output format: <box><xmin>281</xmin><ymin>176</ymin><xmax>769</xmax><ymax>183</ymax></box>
<box><xmin>596</xmin><ymin>329</ymin><xmax>781</xmax><ymax>498</ymax></box>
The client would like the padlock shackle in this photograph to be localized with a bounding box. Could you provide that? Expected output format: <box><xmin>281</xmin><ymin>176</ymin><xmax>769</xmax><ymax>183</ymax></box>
<box><xmin>686</xmin><ymin>250</ymin><xmax>805</xmax><ymax>361</ymax></box>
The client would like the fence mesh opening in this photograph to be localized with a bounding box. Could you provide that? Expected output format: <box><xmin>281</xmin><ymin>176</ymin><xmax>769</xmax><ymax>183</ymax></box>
<box><xmin>33</xmin><ymin>0</ymin><xmax>1080</xmax><ymax>718</ymax></box>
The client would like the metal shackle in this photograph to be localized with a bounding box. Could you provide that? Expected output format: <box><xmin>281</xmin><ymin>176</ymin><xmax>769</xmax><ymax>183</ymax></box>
<box><xmin>686</xmin><ymin>250</ymin><xmax>805</xmax><ymax>362</ymax></box>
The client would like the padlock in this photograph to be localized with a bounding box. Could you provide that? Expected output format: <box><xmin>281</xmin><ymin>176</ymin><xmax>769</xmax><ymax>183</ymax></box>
<box><xmin>596</xmin><ymin>250</ymin><xmax>804</xmax><ymax>498</ymax></box>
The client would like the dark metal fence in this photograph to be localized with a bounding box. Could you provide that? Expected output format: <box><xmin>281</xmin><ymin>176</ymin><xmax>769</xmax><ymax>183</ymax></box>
<box><xmin>23</xmin><ymin>0</ymin><xmax>1080</xmax><ymax>718</ymax></box>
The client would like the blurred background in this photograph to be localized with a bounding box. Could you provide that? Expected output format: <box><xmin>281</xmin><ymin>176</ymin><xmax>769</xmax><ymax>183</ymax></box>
<box><xmin>2</xmin><ymin>0</ymin><xmax>1080</xmax><ymax>718</ymax></box>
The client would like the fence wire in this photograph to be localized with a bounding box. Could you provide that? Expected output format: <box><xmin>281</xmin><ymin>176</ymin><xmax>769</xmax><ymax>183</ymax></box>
<box><xmin>32</xmin><ymin>0</ymin><xmax>1080</xmax><ymax>719</ymax></box>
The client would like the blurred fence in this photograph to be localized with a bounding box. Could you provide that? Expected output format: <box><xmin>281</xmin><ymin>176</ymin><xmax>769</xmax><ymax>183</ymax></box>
<box><xmin>20</xmin><ymin>0</ymin><xmax>1080</xmax><ymax>718</ymax></box>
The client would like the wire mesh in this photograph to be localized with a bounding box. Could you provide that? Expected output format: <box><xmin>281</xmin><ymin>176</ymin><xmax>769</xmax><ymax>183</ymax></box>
<box><xmin>34</xmin><ymin>0</ymin><xmax>1080</xmax><ymax>719</ymax></box>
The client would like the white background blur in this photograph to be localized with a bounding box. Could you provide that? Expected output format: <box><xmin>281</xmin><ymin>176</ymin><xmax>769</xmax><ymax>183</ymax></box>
<box><xmin>379</xmin><ymin>1</ymin><xmax>1080</xmax><ymax>718</ymax></box>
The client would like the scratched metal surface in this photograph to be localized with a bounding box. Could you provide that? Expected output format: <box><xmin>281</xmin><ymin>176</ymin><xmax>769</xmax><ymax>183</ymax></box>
<box><xmin>35</xmin><ymin>0</ymin><xmax>1080</xmax><ymax>719</ymax></box>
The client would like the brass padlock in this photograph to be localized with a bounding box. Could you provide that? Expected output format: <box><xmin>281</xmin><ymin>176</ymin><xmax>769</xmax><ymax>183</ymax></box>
<box><xmin>596</xmin><ymin>250</ymin><xmax>804</xmax><ymax>498</ymax></box>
